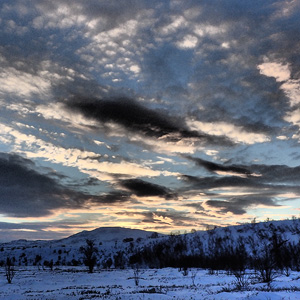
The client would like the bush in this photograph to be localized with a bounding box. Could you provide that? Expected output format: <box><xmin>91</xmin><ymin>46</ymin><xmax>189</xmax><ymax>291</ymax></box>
<box><xmin>233</xmin><ymin>270</ymin><xmax>250</xmax><ymax>290</ymax></box>
<box><xmin>80</xmin><ymin>239</ymin><xmax>98</xmax><ymax>273</ymax></box>
<box><xmin>5</xmin><ymin>257</ymin><xmax>15</xmax><ymax>284</ymax></box>
<box><xmin>254</xmin><ymin>244</ymin><xmax>277</xmax><ymax>283</ymax></box>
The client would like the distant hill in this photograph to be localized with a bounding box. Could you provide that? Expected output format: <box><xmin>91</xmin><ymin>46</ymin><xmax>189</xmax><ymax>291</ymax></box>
<box><xmin>0</xmin><ymin>226</ymin><xmax>164</xmax><ymax>268</ymax></box>
<box><xmin>56</xmin><ymin>226</ymin><xmax>163</xmax><ymax>245</ymax></box>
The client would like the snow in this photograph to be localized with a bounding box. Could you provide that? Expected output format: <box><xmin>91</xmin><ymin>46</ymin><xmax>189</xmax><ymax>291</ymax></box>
<box><xmin>0</xmin><ymin>267</ymin><xmax>300</xmax><ymax>300</ymax></box>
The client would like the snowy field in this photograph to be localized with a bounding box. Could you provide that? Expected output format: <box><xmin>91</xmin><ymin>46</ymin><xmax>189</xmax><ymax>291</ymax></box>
<box><xmin>1</xmin><ymin>267</ymin><xmax>300</xmax><ymax>300</ymax></box>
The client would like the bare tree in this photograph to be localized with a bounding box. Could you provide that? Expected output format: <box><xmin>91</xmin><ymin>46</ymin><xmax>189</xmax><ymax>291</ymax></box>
<box><xmin>255</xmin><ymin>243</ymin><xmax>277</xmax><ymax>283</ymax></box>
<box><xmin>80</xmin><ymin>239</ymin><xmax>98</xmax><ymax>273</ymax></box>
<box><xmin>5</xmin><ymin>257</ymin><xmax>15</xmax><ymax>284</ymax></box>
<box><xmin>133</xmin><ymin>264</ymin><xmax>140</xmax><ymax>286</ymax></box>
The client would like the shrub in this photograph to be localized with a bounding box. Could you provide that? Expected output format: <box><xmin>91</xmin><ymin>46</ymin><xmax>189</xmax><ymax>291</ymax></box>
<box><xmin>254</xmin><ymin>244</ymin><xmax>277</xmax><ymax>283</ymax></box>
<box><xmin>233</xmin><ymin>270</ymin><xmax>250</xmax><ymax>290</ymax></box>
<box><xmin>5</xmin><ymin>257</ymin><xmax>15</xmax><ymax>284</ymax></box>
<box><xmin>80</xmin><ymin>239</ymin><xmax>98</xmax><ymax>273</ymax></box>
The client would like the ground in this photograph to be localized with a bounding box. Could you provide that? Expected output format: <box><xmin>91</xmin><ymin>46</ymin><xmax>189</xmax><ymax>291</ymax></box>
<box><xmin>0</xmin><ymin>267</ymin><xmax>300</xmax><ymax>299</ymax></box>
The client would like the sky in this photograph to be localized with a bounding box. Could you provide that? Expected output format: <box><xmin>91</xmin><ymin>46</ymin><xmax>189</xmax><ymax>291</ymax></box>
<box><xmin>0</xmin><ymin>0</ymin><xmax>300</xmax><ymax>241</ymax></box>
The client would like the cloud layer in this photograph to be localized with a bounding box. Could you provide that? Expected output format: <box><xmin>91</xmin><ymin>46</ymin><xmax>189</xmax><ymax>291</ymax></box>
<box><xmin>0</xmin><ymin>0</ymin><xmax>299</xmax><ymax>240</ymax></box>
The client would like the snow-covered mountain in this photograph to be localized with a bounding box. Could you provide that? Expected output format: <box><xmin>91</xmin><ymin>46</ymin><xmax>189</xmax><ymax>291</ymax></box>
<box><xmin>0</xmin><ymin>219</ymin><xmax>300</xmax><ymax>270</ymax></box>
<box><xmin>0</xmin><ymin>227</ymin><xmax>164</xmax><ymax>268</ymax></box>
<box><xmin>57</xmin><ymin>226</ymin><xmax>162</xmax><ymax>245</ymax></box>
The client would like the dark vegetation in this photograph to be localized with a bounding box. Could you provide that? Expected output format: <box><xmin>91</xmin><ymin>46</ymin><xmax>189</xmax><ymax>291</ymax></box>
<box><xmin>129</xmin><ymin>220</ymin><xmax>300</xmax><ymax>284</ymax></box>
<box><xmin>5</xmin><ymin>257</ymin><xmax>15</xmax><ymax>284</ymax></box>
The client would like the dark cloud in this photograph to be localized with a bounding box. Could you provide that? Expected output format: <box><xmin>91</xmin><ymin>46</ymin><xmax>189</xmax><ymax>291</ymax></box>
<box><xmin>180</xmin><ymin>159</ymin><xmax>300</xmax><ymax>220</ymax></box>
<box><xmin>0</xmin><ymin>153</ymin><xmax>131</xmax><ymax>217</ymax></box>
<box><xmin>206</xmin><ymin>195</ymin><xmax>280</xmax><ymax>215</ymax></box>
<box><xmin>185</xmin><ymin>155</ymin><xmax>252</xmax><ymax>177</ymax></box>
<box><xmin>67</xmin><ymin>97</ymin><xmax>233</xmax><ymax>146</ymax></box>
<box><xmin>181</xmin><ymin>174</ymin><xmax>262</xmax><ymax>190</ymax></box>
<box><xmin>120</xmin><ymin>178</ymin><xmax>177</xmax><ymax>199</ymax></box>
<box><xmin>183</xmin><ymin>157</ymin><xmax>300</xmax><ymax>187</ymax></box>
<box><xmin>180</xmin><ymin>160</ymin><xmax>300</xmax><ymax>216</ymax></box>
<box><xmin>0</xmin><ymin>153</ymin><xmax>78</xmax><ymax>217</ymax></box>
<box><xmin>91</xmin><ymin>191</ymin><xmax>132</xmax><ymax>204</ymax></box>
<box><xmin>67</xmin><ymin>97</ymin><xmax>194</xmax><ymax>139</ymax></box>
<box><xmin>181</xmin><ymin>170</ymin><xmax>300</xmax><ymax>193</ymax></box>
<box><xmin>206</xmin><ymin>199</ymin><xmax>247</xmax><ymax>215</ymax></box>
<box><xmin>250</xmin><ymin>164</ymin><xmax>300</xmax><ymax>184</ymax></box>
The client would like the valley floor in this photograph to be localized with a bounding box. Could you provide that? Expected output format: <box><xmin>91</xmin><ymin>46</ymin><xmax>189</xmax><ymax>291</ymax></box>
<box><xmin>0</xmin><ymin>267</ymin><xmax>300</xmax><ymax>300</ymax></box>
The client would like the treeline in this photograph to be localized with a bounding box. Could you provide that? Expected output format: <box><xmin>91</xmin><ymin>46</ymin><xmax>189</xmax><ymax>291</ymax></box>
<box><xmin>129</xmin><ymin>222</ymin><xmax>300</xmax><ymax>282</ymax></box>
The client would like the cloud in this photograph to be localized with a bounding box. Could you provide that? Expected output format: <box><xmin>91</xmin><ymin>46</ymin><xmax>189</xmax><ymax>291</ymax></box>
<box><xmin>67</xmin><ymin>97</ymin><xmax>233</xmax><ymax>148</ymax></box>
<box><xmin>0</xmin><ymin>219</ymin><xmax>99</xmax><ymax>241</ymax></box>
<box><xmin>0</xmin><ymin>152</ymin><xmax>81</xmax><ymax>217</ymax></box>
<box><xmin>90</xmin><ymin>191</ymin><xmax>132</xmax><ymax>205</ymax></box>
<box><xmin>117</xmin><ymin>209</ymin><xmax>197</xmax><ymax>228</ymax></box>
<box><xmin>258</xmin><ymin>61</ymin><xmax>290</xmax><ymax>82</ymax></box>
<box><xmin>257</xmin><ymin>59</ymin><xmax>300</xmax><ymax>142</ymax></box>
<box><xmin>35</xmin><ymin>102</ymin><xmax>102</xmax><ymax>130</ymax></box>
<box><xmin>0</xmin><ymin>67</ymin><xmax>51</xmax><ymax>98</ymax></box>
<box><xmin>119</xmin><ymin>178</ymin><xmax>177</xmax><ymax>199</ymax></box>
<box><xmin>179</xmin><ymin>159</ymin><xmax>300</xmax><ymax>217</ymax></box>
<box><xmin>129</xmin><ymin>133</ymin><xmax>199</xmax><ymax>154</ymax></box>
<box><xmin>0</xmin><ymin>0</ymin><xmax>299</xmax><ymax>238</ymax></box>
<box><xmin>185</xmin><ymin>156</ymin><xmax>253</xmax><ymax>177</ymax></box>
<box><xmin>186</xmin><ymin>119</ymin><xmax>271</xmax><ymax>145</ymax></box>
<box><xmin>183</xmin><ymin>202</ymin><xmax>204</xmax><ymax>212</ymax></box>
<box><xmin>281</xmin><ymin>80</ymin><xmax>300</xmax><ymax>107</ymax></box>
<box><xmin>176</xmin><ymin>34</ymin><xmax>198</xmax><ymax>49</ymax></box>
<box><xmin>67</xmin><ymin>97</ymin><xmax>195</xmax><ymax>139</ymax></box>
<box><xmin>182</xmin><ymin>159</ymin><xmax>300</xmax><ymax>187</ymax></box>
<box><xmin>181</xmin><ymin>174</ymin><xmax>261</xmax><ymax>190</ymax></box>
<box><xmin>249</xmin><ymin>164</ymin><xmax>300</xmax><ymax>184</ymax></box>
<box><xmin>0</xmin><ymin>123</ymin><xmax>164</xmax><ymax>181</ymax></box>
<box><xmin>205</xmin><ymin>195</ymin><xmax>281</xmax><ymax>215</ymax></box>
<box><xmin>0</xmin><ymin>152</ymin><xmax>132</xmax><ymax>218</ymax></box>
